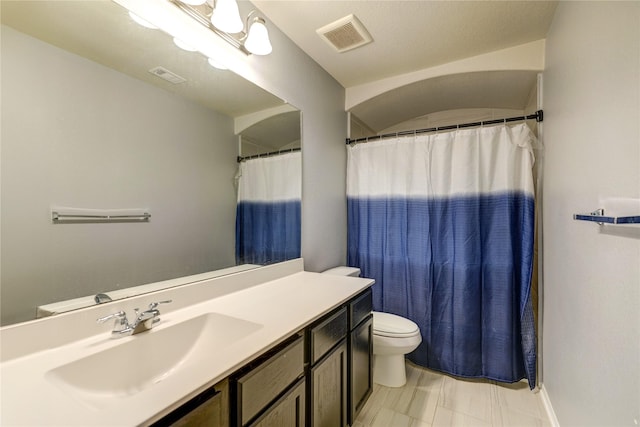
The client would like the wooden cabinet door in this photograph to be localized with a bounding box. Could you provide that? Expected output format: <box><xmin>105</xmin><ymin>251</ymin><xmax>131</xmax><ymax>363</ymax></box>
<box><xmin>249</xmin><ymin>378</ymin><xmax>305</xmax><ymax>427</ymax></box>
<box><xmin>350</xmin><ymin>315</ymin><xmax>373</xmax><ymax>424</ymax></box>
<box><xmin>310</xmin><ymin>339</ymin><xmax>348</xmax><ymax>427</ymax></box>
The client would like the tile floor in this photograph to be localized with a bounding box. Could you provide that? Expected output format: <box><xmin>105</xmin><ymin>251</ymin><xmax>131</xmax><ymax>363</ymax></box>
<box><xmin>354</xmin><ymin>361</ymin><xmax>551</xmax><ymax>427</ymax></box>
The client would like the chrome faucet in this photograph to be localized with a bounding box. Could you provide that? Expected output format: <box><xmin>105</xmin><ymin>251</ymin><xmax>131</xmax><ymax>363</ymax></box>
<box><xmin>96</xmin><ymin>300</ymin><xmax>172</xmax><ymax>337</ymax></box>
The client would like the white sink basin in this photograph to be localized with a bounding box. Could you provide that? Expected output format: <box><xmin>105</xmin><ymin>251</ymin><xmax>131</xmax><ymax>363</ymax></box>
<box><xmin>46</xmin><ymin>313</ymin><xmax>262</xmax><ymax>400</ymax></box>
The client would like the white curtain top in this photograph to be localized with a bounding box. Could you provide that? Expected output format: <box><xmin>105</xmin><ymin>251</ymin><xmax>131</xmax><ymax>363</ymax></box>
<box><xmin>237</xmin><ymin>151</ymin><xmax>301</xmax><ymax>202</ymax></box>
<box><xmin>347</xmin><ymin>124</ymin><xmax>537</xmax><ymax>199</ymax></box>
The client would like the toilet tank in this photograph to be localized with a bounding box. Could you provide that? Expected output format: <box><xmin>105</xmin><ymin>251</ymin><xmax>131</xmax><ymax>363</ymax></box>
<box><xmin>322</xmin><ymin>266</ymin><xmax>361</xmax><ymax>277</ymax></box>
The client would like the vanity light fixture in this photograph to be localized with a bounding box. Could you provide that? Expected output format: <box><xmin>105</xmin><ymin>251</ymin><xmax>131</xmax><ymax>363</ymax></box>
<box><xmin>210</xmin><ymin>0</ymin><xmax>244</xmax><ymax>34</ymax></box>
<box><xmin>126</xmin><ymin>3</ymin><xmax>231</xmax><ymax>70</ymax></box>
<box><xmin>244</xmin><ymin>15</ymin><xmax>272</xmax><ymax>55</ymax></box>
<box><xmin>172</xmin><ymin>0</ymin><xmax>273</xmax><ymax>56</ymax></box>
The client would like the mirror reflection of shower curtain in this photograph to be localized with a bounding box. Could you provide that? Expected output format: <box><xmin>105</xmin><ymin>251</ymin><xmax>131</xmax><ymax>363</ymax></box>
<box><xmin>235</xmin><ymin>152</ymin><xmax>301</xmax><ymax>265</ymax></box>
<box><xmin>347</xmin><ymin>124</ymin><xmax>539</xmax><ymax>389</ymax></box>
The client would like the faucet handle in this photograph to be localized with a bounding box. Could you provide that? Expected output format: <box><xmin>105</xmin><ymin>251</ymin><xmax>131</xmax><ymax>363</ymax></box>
<box><xmin>96</xmin><ymin>310</ymin><xmax>129</xmax><ymax>335</ymax></box>
<box><xmin>148</xmin><ymin>300</ymin><xmax>172</xmax><ymax>310</ymax></box>
<box><xmin>96</xmin><ymin>310</ymin><xmax>128</xmax><ymax>324</ymax></box>
<box><xmin>97</xmin><ymin>310</ymin><xmax>133</xmax><ymax>337</ymax></box>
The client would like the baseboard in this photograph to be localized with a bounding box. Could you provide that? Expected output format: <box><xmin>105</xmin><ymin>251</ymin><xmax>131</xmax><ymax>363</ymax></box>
<box><xmin>539</xmin><ymin>384</ymin><xmax>560</xmax><ymax>427</ymax></box>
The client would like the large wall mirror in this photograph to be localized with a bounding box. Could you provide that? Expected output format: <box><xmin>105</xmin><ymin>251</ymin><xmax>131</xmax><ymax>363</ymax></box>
<box><xmin>1</xmin><ymin>1</ymin><xmax>301</xmax><ymax>326</ymax></box>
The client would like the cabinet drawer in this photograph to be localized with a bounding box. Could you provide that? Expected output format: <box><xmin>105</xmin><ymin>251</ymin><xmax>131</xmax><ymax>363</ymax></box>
<box><xmin>310</xmin><ymin>307</ymin><xmax>347</xmax><ymax>364</ymax></box>
<box><xmin>236</xmin><ymin>336</ymin><xmax>304</xmax><ymax>425</ymax></box>
<box><xmin>148</xmin><ymin>379</ymin><xmax>229</xmax><ymax>427</ymax></box>
<box><xmin>349</xmin><ymin>289</ymin><xmax>372</xmax><ymax>329</ymax></box>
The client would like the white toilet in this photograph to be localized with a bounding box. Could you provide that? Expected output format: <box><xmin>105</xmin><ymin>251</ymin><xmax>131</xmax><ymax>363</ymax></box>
<box><xmin>323</xmin><ymin>267</ymin><xmax>422</xmax><ymax>388</ymax></box>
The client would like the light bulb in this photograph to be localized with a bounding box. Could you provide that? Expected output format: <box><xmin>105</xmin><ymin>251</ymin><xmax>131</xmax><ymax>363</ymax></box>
<box><xmin>211</xmin><ymin>0</ymin><xmax>243</xmax><ymax>34</ymax></box>
<box><xmin>244</xmin><ymin>18</ymin><xmax>272</xmax><ymax>55</ymax></box>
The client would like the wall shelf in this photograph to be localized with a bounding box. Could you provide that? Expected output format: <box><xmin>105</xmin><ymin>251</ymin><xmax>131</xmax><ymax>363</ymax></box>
<box><xmin>573</xmin><ymin>209</ymin><xmax>640</xmax><ymax>225</ymax></box>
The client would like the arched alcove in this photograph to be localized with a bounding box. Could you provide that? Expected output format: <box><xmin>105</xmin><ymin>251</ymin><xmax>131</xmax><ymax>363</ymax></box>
<box><xmin>349</xmin><ymin>70</ymin><xmax>539</xmax><ymax>138</ymax></box>
<box><xmin>237</xmin><ymin>109</ymin><xmax>301</xmax><ymax>156</ymax></box>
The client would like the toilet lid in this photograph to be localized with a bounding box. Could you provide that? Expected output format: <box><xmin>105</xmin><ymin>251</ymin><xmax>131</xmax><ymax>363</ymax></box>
<box><xmin>373</xmin><ymin>311</ymin><xmax>420</xmax><ymax>337</ymax></box>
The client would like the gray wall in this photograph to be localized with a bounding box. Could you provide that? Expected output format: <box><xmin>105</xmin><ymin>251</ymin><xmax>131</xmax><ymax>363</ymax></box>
<box><xmin>543</xmin><ymin>2</ymin><xmax>640</xmax><ymax>425</ymax></box>
<box><xmin>1</xmin><ymin>26</ymin><xmax>238</xmax><ymax>324</ymax></box>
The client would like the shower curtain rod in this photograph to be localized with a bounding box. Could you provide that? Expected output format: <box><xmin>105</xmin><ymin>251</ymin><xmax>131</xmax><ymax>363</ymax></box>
<box><xmin>346</xmin><ymin>109</ymin><xmax>544</xmax><ymax>145</ymax></box>
<box><xmin>237</xmin><ymin>147</ymin><xmax>300</xmax><ymax>163</ymax></box>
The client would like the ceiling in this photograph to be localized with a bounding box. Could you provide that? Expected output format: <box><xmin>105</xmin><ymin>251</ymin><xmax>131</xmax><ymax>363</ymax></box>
<box><xmin>3</xmin><ymin>1</ymin><xmax>559</xmax><ymax>135</ymax></box>
<box><xmin>253</xmin><ymin>0</ymin><xmax>558</xmax><ymax>132</ymax></box>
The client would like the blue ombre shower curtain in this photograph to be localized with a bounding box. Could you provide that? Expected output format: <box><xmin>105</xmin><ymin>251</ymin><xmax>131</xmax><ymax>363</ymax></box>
<box><xmin>347</xmin><ymin>124</ymin><xmax>537</xmax><ymax>388</ymax></box>
<box><xmin>235</xmin><ymin>152</ymin><xmax>301</xmax><ymax>265</ymax></box>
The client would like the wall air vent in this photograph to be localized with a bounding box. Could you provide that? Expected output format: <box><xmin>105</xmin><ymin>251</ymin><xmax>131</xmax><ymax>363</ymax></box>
<box><xmin>316</xmin><ymin>14</ymin><xmax>372</xmax><ymax>53</ymax></box>
<box><xmin>148</xmin><ymin>66</ymin><xmax>186</xmax><ymax>84</ymax></box>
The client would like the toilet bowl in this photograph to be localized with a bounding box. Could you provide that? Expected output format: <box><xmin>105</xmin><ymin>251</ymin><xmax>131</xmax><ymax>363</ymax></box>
<box><xmin>322</xmin><ymin>267</ymin><xmax>422</xmax><ymax>388</ymax></box>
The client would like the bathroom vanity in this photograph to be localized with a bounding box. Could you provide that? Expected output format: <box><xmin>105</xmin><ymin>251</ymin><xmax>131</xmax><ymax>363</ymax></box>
<box><xmin>0</xmin><ymin>259</ymin><xmax>373</xmax><ymax>426</ymax></box>
<box><xmin>153</xmin><ymin>288</ymin><xmax>372</xmax><ymax>426</ymax></box>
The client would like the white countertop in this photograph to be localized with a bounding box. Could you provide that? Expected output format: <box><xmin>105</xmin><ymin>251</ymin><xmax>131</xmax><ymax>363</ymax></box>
<box><xmin>1</xmin><ymin>268</ymin><xmax>373</xmax><ymax>426</ymax></box>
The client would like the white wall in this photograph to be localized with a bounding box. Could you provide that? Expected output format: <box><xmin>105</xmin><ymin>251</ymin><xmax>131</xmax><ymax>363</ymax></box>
<box><xmin>542</xmin><ymin>2</ymin><xmax>640</xmax><ymax>425</ymax></box>
<box><xmin>1</xmin><ymin>26</ymin><xmax>238</xmax><ymax>324</ymax></box>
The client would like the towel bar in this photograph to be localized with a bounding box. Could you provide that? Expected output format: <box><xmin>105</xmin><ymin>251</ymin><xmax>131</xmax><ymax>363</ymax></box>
<box><xmin>51</xmin><ymin>208</ymin><xmax>150</xmax><ymax>223</ymax></box>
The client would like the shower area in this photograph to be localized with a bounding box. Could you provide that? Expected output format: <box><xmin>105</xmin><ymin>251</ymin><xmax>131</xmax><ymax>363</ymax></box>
<box><xmin>346</xmin><ymin>70</ymin><xmax>544</xmax><ymax>389</ymax></box>
<box><xmin>235</xmin><ymin>106</ymin><xmax>303</xmax><ymax>266</ymax></box>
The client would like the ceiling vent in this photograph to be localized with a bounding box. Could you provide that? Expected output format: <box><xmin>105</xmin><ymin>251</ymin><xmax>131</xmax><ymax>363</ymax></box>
<box><xmin>148</xmin><ymin>66</ymin><xmax>186</xmax><ymax>84</ymax></box>
<box><xmin>316</xmin><ymin>14</ymin><xmax>372</xmax><ymax>53</ymax></box>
